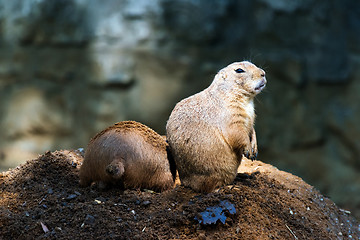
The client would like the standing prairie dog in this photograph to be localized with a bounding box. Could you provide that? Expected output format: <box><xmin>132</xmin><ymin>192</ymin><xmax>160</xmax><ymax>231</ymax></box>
<box><xmin>166</xmin><ymin>61</ymin><xmax>266</xmax><ymax>193</ymax></box>
<box><xmin>79</xmin><ymin>121</ymin><xmax>176</xmax><ymax>192</ymax></box>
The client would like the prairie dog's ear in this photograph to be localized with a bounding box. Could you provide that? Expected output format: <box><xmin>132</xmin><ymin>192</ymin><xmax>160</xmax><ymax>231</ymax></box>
<box><xmin>219</xmin><ymin>70</ymin><xmax>227</xmax><ymax>80</ymax></box>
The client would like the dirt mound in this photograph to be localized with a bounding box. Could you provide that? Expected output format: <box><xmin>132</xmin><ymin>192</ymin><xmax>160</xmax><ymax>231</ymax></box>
<box><xmin>1</xmin><ymin>150</ymin><xmax>359</xmax><ymax>239</ymax></box>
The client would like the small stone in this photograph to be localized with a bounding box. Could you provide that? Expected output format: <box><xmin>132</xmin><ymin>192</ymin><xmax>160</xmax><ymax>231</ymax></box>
<box><xmin>143</xmin><ymin>189</ymin><xmax>156</xmax><ymax>194</ymax></box>
<box><xmin>141</xmin><ymin>200</ymin><xmax>151</xmax><ymax>206</ymax></box>
<box><xmin>40</xmin><ymin>222</ymin><xmax>49</xmax><ymax>233</ymax></box>
<box><xmin>48</xmin><ymin>188</ymin><xmax>54</xmax><ymax>194</ymax></box>
<box><xmin>84</xmin><ymin>214</ymin><xmax>95</xmax><ymax>225</ymax></box>
<box><xmin>95</xmin><ymin>197</ymin><xmax>106</xmax><ymax>202</ymax></box>
<box><xmin>66</xmin><ymin>194</ymin><xmax>77</xmax><ymax>200</ymax></box>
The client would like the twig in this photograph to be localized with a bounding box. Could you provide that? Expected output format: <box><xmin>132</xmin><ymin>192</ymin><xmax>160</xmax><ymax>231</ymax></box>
<box><xmin>339</xmin><ymin>208</ymin><xmax>351</xmax><ymax>214</ymax></box>
<box><xmin>39</xmin><ymin>195</ymin><xmax>47</xmax><ymax>204</ymax></box>
<box><xmin>285</xmin><ymin>224</ymin><xmax>298</xmax><ymax>240</ymax></box>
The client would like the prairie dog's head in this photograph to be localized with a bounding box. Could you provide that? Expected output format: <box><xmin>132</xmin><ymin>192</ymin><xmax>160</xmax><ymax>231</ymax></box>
<box><xmin>215</xmin><ymin>61</ymin><xmax>266</xmax><ymax>96</ymax></box>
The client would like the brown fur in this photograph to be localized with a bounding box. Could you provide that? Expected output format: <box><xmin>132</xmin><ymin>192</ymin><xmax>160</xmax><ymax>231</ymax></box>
<box><xmin>79</xmin><ymin>121</ymin><xmax>176</xmax><ymax>192</ymax></box>
<box><xmin>166</xmin><ymin>61</ymin><xmax>266</xmax><ymax>193</ymax></box>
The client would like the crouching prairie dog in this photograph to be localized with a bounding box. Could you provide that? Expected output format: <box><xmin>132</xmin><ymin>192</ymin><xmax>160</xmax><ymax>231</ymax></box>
<box><xmin>166</xmin><ymin>61</ymin><xmax>266</xmax><ymax>193</ymax></box>
<box><xmin>79</xmin><ymin>121</ymin><xmax>176</xmax><ymax>192</ymax></box>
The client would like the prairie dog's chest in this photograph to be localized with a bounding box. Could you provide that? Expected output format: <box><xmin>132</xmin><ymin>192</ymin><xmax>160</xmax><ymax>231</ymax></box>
<box><xmin>225</xmin><ymin>99</ymin><xmax>255</xmax><ymax>130</ymax></box>
<box><xmin>244</xmin><ymin>100</ymin><xmax>255</xmax><ymax>121</ymax></box>
<box><xmin>242</xmin><ymin>101</ymin><xmax>255</xmax><ymax>128</ymax></box>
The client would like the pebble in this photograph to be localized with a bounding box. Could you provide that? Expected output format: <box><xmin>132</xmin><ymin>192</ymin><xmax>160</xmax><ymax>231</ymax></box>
<box><xmin>143</xmin><ymin>189</ymin><xmax>156</xmax><ymax>194</ymax></box>
<box><xmin>141</xmin><ymin>200</ymin><xmax>151</xmax><ymax>206</ymax></box>
<box><xmin>84</xmin><ymin>214</ymin><xmax>95</xmax><ymax>225</ymax></box>
<box><xmin>95</xmin><ymin>197</ymin><xmax>106</xmax><ymax>202</ymax></box>
<box><xmin>66</xmin><ymin>194</ymin><xmax>77</xmax><ymax>200</ymax></box>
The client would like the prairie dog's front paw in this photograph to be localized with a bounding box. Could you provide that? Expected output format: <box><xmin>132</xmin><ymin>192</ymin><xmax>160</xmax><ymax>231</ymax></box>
<box><xmin>244</xmin><ymin>129</ymin><xmax>258</xmax><ymax>161</ymax></box>
<box><xmin>243</xmin><ymin>144</ymin><xmax>257</xmax><ymax>161</ymax></box>
<box><xmin>251</xmin><ymin>140</ymin><xmax>258</xmax><ymax>160</ymax></box>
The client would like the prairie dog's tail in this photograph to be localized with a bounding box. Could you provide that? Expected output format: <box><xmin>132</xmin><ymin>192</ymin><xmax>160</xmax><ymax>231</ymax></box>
<box><xmin>105</xmin><ymin>158</ymin><xmax>125</xmax><ymax>179</ymax></box>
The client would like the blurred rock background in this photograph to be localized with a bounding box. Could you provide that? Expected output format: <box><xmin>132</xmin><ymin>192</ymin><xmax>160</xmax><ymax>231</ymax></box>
<box><xmin>0</xmin><ymin>0</ymin><xmax>359</xmax><ymax>218</ymax></box>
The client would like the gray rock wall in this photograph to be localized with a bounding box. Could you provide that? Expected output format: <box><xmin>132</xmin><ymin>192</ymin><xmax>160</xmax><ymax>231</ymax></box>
<box><xmin>0</xmin><ymin>0</ymin><xmax>359</xmax><ymax>215</ymax></box>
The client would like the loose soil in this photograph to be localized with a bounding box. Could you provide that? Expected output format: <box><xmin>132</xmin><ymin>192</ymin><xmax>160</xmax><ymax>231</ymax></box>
<box><xmin>1</xmin><ymin>150</ymin><xmax>359</xmax><ymax>239</ymax></box>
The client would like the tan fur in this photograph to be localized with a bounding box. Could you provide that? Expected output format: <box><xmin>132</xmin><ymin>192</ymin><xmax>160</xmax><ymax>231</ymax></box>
<box><xmin>79</xmin><ymin>121</ymin><xmax>176</xmax><ymax>192</ymax></box>
<box><xmin>166</xmin><ymin>61</ymin><xmax>266</xmax><ymax>193</ymax></box>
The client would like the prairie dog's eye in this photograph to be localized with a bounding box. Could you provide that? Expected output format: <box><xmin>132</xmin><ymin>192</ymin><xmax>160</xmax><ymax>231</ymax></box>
<box><xmin>235</xmin><ymin>68</ymin><xmax>245</xmax><ymax>73</ymax></box>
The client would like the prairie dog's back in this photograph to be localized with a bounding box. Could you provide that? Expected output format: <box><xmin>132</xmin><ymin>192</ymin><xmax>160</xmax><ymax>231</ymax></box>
<box><xmin>79</xmin><ymin>121</ymin><xmax>175</xmax><ymax>192</ymax></box>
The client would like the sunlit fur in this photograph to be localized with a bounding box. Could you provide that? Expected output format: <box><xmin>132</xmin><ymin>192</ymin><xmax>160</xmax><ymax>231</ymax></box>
<box><xmin>166</xmin><ymin>61</ymin><xmax>266</xmax><ymax>193</ymax></box>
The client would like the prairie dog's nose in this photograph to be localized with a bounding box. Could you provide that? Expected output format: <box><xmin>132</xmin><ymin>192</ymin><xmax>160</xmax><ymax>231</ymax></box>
<box><xmin>260</xmin><ymin>70</ymin><xmax>265</xmax><ymax>77</ymax></box>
